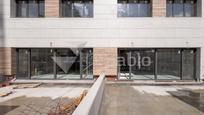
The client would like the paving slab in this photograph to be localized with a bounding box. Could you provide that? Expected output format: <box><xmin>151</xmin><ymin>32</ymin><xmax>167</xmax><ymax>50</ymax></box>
<box><xmin>0</xmin><ymin>85</ymin><xmax>90</xmax><ymax>115</ymax></box>
<box><xmin>99</xmin><ymin>84</ymin><xmax>204</xmax><ymax>115</ymax></box>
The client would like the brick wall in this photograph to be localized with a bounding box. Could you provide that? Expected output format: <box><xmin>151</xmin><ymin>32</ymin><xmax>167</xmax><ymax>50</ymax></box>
<box><xmin>93</xmin><ymin>48</ymin><xmax>117</xmax><ymax>76</ymax></box>
<box><xmin>0</xmin><ymin>48</ymin><xmax>16</xmax><ymax>75</ymax></box>
<box><xmin>152</xmin><ymin>0</ymin><xmax>166</xmax><ymax>17</ymax></box>
<box><xmin>45</xmin><ymin>0</ymin><xmax>59</xmax><ymax>17</ymax></box>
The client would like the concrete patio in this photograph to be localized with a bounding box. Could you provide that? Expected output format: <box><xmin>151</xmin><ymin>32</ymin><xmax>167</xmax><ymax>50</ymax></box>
<box><xmin>100</xmin><ymin>84</ymin><xmax>204</xmax><ymax>115</ymax></box>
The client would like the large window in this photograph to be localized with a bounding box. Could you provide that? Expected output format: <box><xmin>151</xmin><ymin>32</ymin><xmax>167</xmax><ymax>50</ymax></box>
<box><xmin>157</xmin><ymin>49</ymin><xmax>181</xmax><ymax>80</ymax></box>
<box><xmin>118</xmin><ymin>48</ymin><xmax>198</xmax><ymax>81</ymax></box>
<box><xmin>61</xmin><ymin>0</ymin><xmax>93</xmax><ymax>17</ymax></box>
<box><xmin>56</xmin><ymin>49</ymin><xmax>80</xmax><ymax>80</ymax></box>
<box><xmin>167</xmin><ymin>0</ymin><xmax>198</xmax><ymax>17</ymax></box>
<box><xmin>182</xmin><ymin>49</ymin><xmax>195</xmax><ymax>80</ymax></box>
<box><xmin>16</xmin><ymin>0</ymin><xmax>45</xmax><ymax>17</ymax></box>
<box><xmin>31</xmin><ymin>49</ymin><xmax>54</xmax><ymax>79</ymax></box>
<box><xmin>16</xmin><ymin>48</ymin><xmax>93</xmax><ymax>80</ymax></box>
<box><xmin>118</xmin><ymin>49</ymin><xmax>155</xmax><ymax>80</ymax></box>
<box><xmin>118</xmin><ymin>0</ymin><xmax>151</xmax><ymax>17</ymax></box>
<box><xmin>17</xmin><ymin>49</ymin><xmax>29</xmax><ymax>79</ymax></box>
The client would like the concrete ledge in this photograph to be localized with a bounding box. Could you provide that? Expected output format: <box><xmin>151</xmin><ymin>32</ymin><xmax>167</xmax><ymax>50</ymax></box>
<box><xmin>107</xmin><ymin>80</ymin><xmax>204</xmax><ymax>86</ymax></box>
<box><xmin>72</xmin><ymin>73</ymin><xmax>105</xmax><ymax>115</ymax></box>
<box><xmin>10</xmin><ymin>79</ymin><xmax>94</xmax><ymax>85</ymax></box>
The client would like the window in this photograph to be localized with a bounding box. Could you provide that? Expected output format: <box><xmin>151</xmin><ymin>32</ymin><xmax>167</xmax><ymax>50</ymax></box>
<box><xmin>31</xmin><ymin>49</ymin><xmax>54</xmax><ymax>79</ymax></box>
<box><xmin>17</xmin><ymin>49</ymin><xmax>29</xmax><ymax>78</ymax></box>
<box><xmin>16</xmin><ymin>0</ymin><xmax>45</xmax><ymax>17</ymax></box>
<box><xmin>167</xmin><ymin>0</ymin><xmax>198</xmax><ymax>17</ymax></box>
<box><xmin>118</xmin><ymin>48</ymin><xmax>197</xmax><ymax>80</ymax></box>
<box><xmin>61</xmin><ymin>0</ymin><xmax>93</xmax><ymax>17</ymax></box>
<box><xmin>17</xmin><ymin>48</ymin><xmax>93</xmax><ymax>80</ymax></box>
<box><xmin>157</xmin><ymin>49</ymin><xmax>181</xmax><ymax>80</ymax></box>
<box><xmin>118</xmin><ymin>0</ymin><xmax>151</xmax><ymax>17</ymax></box>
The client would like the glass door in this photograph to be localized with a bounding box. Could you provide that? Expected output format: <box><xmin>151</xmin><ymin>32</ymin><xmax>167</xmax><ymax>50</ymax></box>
<box><xmin>130</xmin><ymin>49</ymin><xmax>155</xmax><ymax>80</ymax></box>
<box><xmin>182</xmin><ymin>49</ymin><xmax>196</xmax><ymax>80</ymax></box>
<box><xmin>118</xmin><ymin>49</ymin><xmax>131</xmax><ymax>80</ymax></box>
<box><xmin>17</xmin><ymin>49</ymin><xmax>29</xmax><ymax>79</ymax></box>
<box><xmin>56</xmin><ymin>49</ymin><xmax>80</xmax><ymax>80</ymax></box>
<box><xmin>81</xmin><ymin>49</ymin><xmax>93</xmax><ymax>79</ymax></box>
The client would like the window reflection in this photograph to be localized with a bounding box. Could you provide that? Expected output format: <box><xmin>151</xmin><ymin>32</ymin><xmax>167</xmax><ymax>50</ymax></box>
<box><xmin>28</xmin><ymin>0</ymin><xmax>38</xmax><ymax>17</ymax></box>
<box><xmin>118</xmin><ymin>0</ymin><xmax>151</xmax><ymax>17</ymax></box>
<box><xmin>17</xmin><ymin>48</ymin><xmax>93</xmax><ymax>80</ymax></box>
<box><xmin>31</xmin><ymin>49</ymin><xmax>54</xmax><ymax>79</ymax></box>
<box><xmin>73</xmin><ymin>1</ymin><xmax>84</xmax><ymax>17</ymax></box>
<box><xmin>39</xmin><ymin>0</ymin><xmax>45</xmax><ymax>17</ymax></box>
<box><xmin>17</xmin><ymin>0</ymin><xmax>28</xmax><ymax>17</ymax></box>
<box><xmin>17</xmin><ymin>49</ymin><xmax>29</xmax><ymax>78</ymax></box>
<box><xmin>16</xmin><ymin>0</ymin><xmax>45</xmax><ymax>17</ymax></box>
<box><xmin>157</xmin><ymin>49</ymin><xmax>181</xmax><ymax>80</ymax></box>
<box><xmin>182</xmin><ymin>50</ymin><xmax>195</xmax><ymax>80</ymax></box>
<box><xmin>167</xmin><ymin>0</ymin><xmax>197</xmax><ymax>17</ymax></box>
<box><xmin>118</xmin><ymin>2</ymin><xmax>128</xmax><ymax>17</ymax></box>
<box><xmin>61</xmin><ymin>0</ymin><xmax>93</xmax><ymax>17</ymax></box>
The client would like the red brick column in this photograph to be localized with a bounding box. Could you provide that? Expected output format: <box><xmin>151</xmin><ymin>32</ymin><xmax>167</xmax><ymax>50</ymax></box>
<box><xmin>152</xmin><ymin>0</ymin><xmax>166</xmax><ymax>17</ymax></box>
<box><xmin>45</xmin><ymin>0</ymin><xmax>60</xmax><ymax>17</ymax></box>
<box><xmin>0</xmin><ymin>48</ymin><xmax>16</xmax><ymax>76</ymax></box>
<box><xmin>93</xmin><ymin>48</ymin><xmax>117</xmax><ymax>79</ymax></box>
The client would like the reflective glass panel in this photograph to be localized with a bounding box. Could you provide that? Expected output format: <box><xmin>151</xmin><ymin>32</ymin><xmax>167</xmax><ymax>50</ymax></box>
<box><xmin>138</xmin><ymin>3</ymin><xmax>150</xmax><ymax>17</ymax></box>
<box><xmin>16</xmin><ymin>0</ymin><xmax>28</xmax><ymax>17</ymax></box>
<box><xmin>73</xmin><ymin>1</ymin><xmax>84</xmax><ymax>17</ymax></box>
<box><xmin>56</xmin><ymin>49</ymin><xmax>80</xmax><ymax>80</ymax></box>
<box><xmin>28</xmin><ymin>0</ymin><xmax>38</xmax><ymax>17</ymax></box>
<box><xmin>173</xmin><ymin>3</ymin><xmax>184</xmax><ymax>17</ymax></box>
<box><xmin>31</xmin><ymin>49</ymin><xmax>54</xmax><ymax>79</ymax></box>
<box><xmin>118</xmin><ymin>3</ymin><xmax>128</xmax><ymax>17</ymax></box>
<box><xmin>182</xmin><ymin>49</ymin><xmax>195</xmax><ymax>80</ymax></box>
<box><xmin>118</xmin><ymin>50</ymin><xmax>130</xmax><ymax>80</ymax></box>
<box><xmin>130</xmin><ymin>49</ymin><xmax>155</xmax><ymax>80</ymax></box>
<box><xmin>17</xmin><ymin>49</ymin><xmax>29</xmax><ymax>78</ymax></box>
<box><xmin>84</xmin><ymin>2</ymin><xmax>93</xmax><ymax>17</ymax></box>
<box><xmin>128</xmin><ymin>4</ymin><xmax>139</xmax><ymax>17</ymax></box>
<box><xmin>157</xmin><ymin>49</ymin><xmax>181</xmax><ymax>80</ymax></box>
<box><xmin>81</xmin><ymin>49</ymin><xmax>93</xmax><ymax>79</ymax></box>
<box><xmin>184</xmin><ymin>3</ymin><xmax>195</xmax><ymax>17</ymax></box>
<box><xmin>167</xmin><ymin>2</ymin><xmax>173</xmax><ymax>17</ymax></box>
<box><xmin>39</xmin><ymin>0</ymin><xmax>45</xmax><ymax>17</ymax></box>
<box><xmin>62</xmin><ymin>0</ymin><xmax>72</xmax><ymax>17</ymax></box>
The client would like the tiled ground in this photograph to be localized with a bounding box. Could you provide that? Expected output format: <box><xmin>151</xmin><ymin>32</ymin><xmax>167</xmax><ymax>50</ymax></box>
<box><xmin>0</xmin><ymin>85</ymin><xmax>90</xmax><ymax>115</ymax></box>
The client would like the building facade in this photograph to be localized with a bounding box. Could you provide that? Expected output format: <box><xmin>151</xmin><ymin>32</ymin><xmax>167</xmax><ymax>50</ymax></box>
<box><xmin>0</xmin><ymin>0</ymin><xmax>204</xmax><ymax>81</ymax></box>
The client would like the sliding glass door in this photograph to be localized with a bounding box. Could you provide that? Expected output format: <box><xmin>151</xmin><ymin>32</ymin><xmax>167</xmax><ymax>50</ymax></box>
<box><xmin>17</xmin><ymin>48</ymin><xmax>93</xmax><ymax>80</ymax></box>
<box><xmin>17</xmin><ymin>49</ymin><xmax>29</xmax><ymax>79</ymax></box>
<box><xmin>81</xmin><ymin>48</ymin><xmax>93</xmax><ymax>79</ymax></box>
<box><xmin>118</xmin><ymin>50</ymin><xmax>131</xmax><ymax>80</ymax></box>
<box><xmin>118</xmin><ymin>49</ymin><xmax>155</xmax><ymax>80</ymax></box>
<box><xmin>182</xmin><ymin>49</ymin><xmax>195</xmax><ymax>80</ymax></box>
<box><xmin>31</xmin><ymin>49</ymin><xmax>54</xmax><ymax>79</ymax></box>
<box><xmin>130</xmin><ymin>49</ymin><xmax>155</xmax><ymax>80</ymax></box>
<box><xmin>118</xmin><ymin>48</ymin><xmax>197</xmax><ymax>81</ymax></box>
<box><xmin>56</xmin><ymin>49</ymin><xmax>80</xmax><ymax>80</ymax></box>
<box><xmin>157</xmin><ymin>49</ymin><xmax>181</xmax><ymax>80</ymax></box>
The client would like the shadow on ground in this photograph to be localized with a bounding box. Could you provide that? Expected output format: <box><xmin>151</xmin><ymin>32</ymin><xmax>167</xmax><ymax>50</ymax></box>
<box><xmin>0</xmin><ymin>105</ymin><xmax>19</xmax><ymax>115</ymax></box>
<box><xmin>168</xmin><ymin>89</ymin><xmax>204</xmax><ymax>113</ymax></box>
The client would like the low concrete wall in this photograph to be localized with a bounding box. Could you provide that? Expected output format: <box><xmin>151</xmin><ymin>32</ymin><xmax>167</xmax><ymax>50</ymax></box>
<box><xmin>72</xmin><ymin>73</ymin><xmax>105</xmax><ymax>115</ymax></box>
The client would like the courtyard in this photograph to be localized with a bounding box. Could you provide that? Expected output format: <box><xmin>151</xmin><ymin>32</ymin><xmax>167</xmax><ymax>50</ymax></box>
<box><xmin>100</xmin><ymin>84</ymin><xmax>204</xmax><ymax>115</ymax></box>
